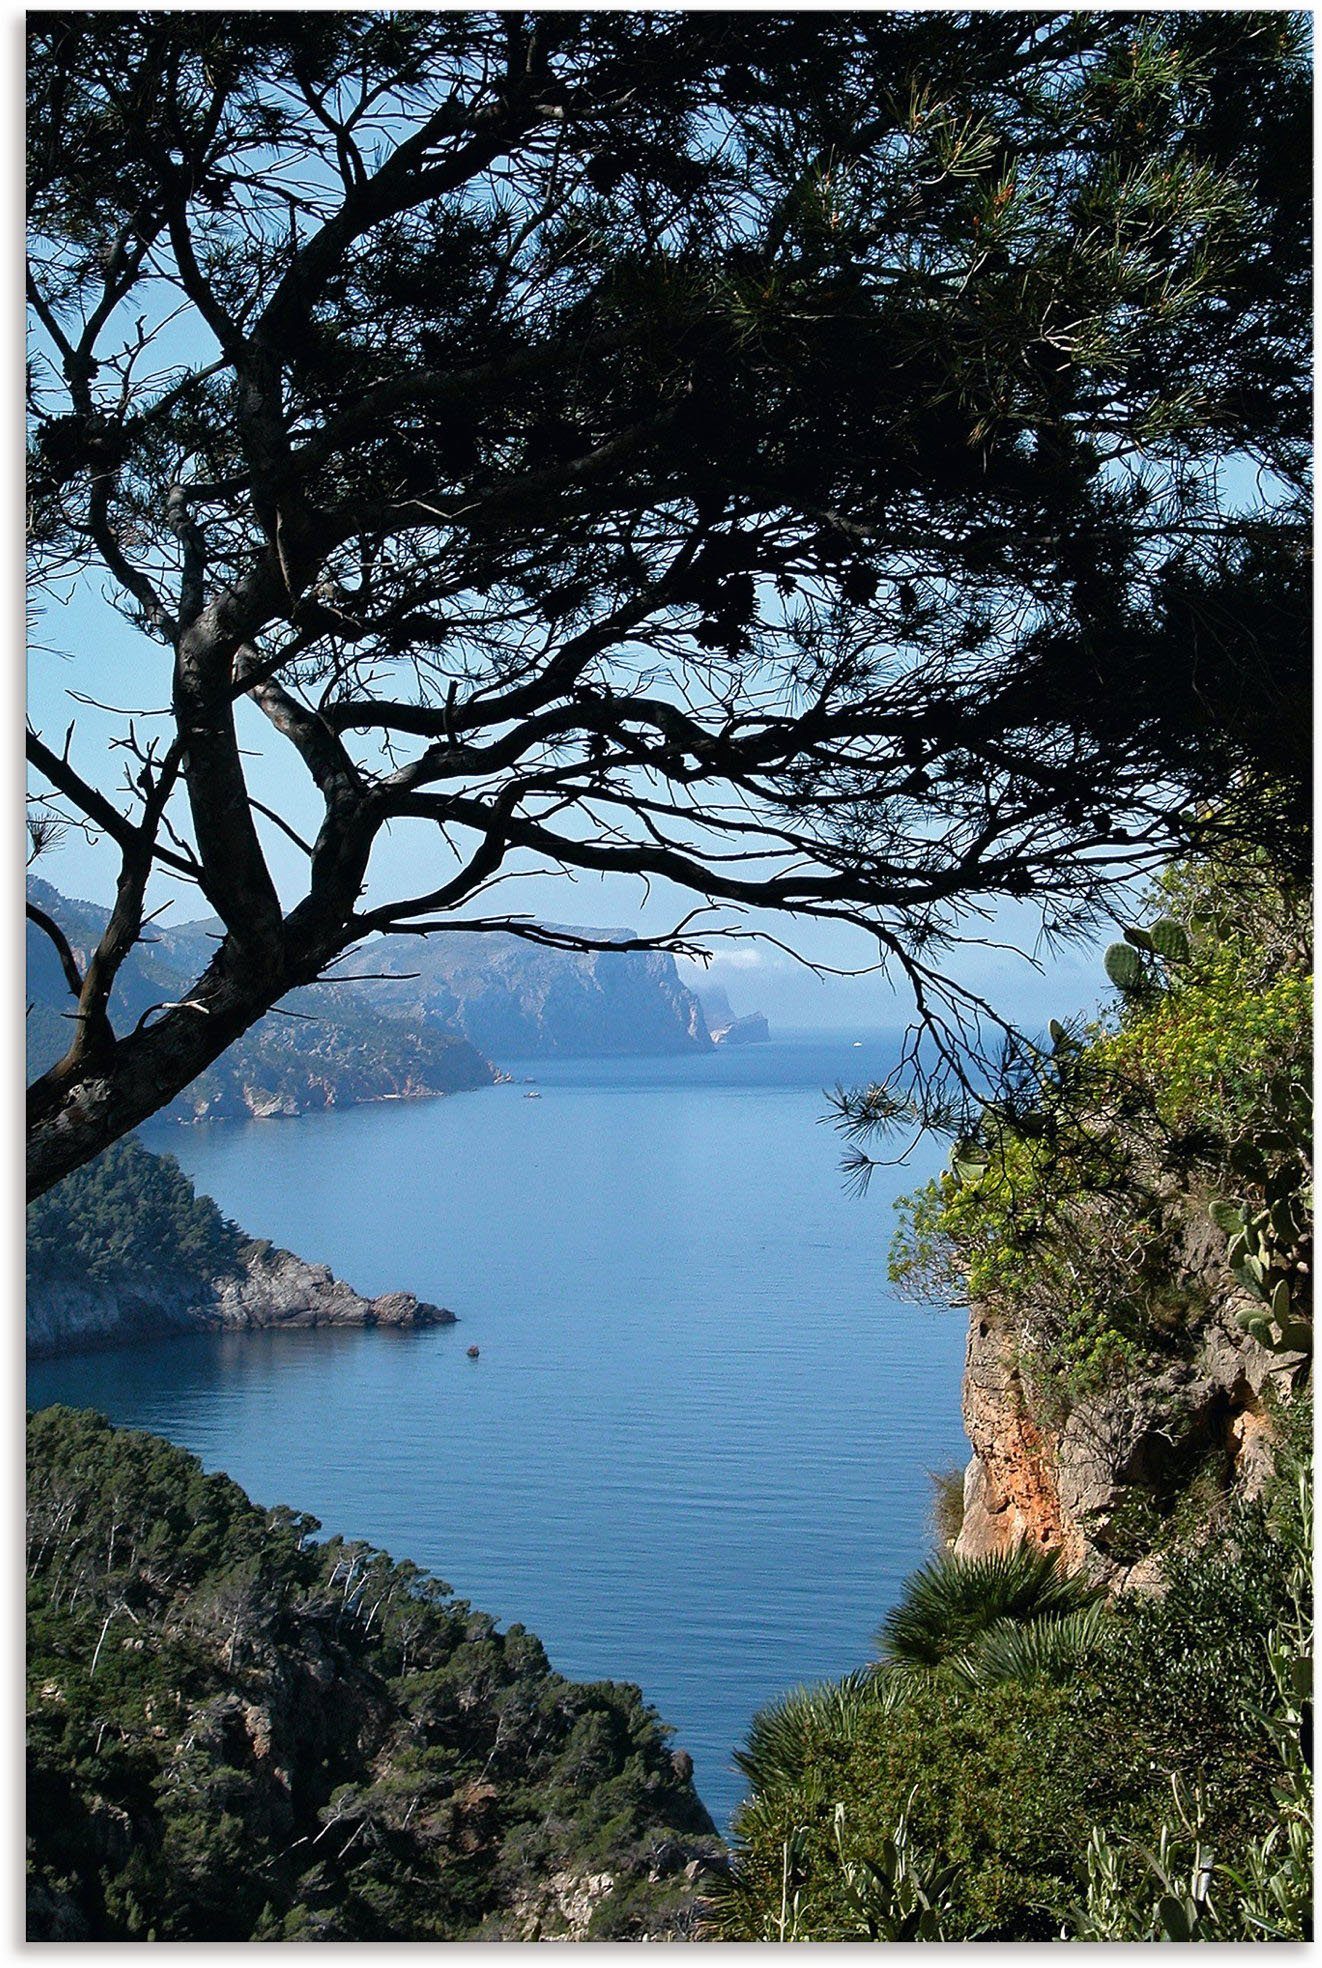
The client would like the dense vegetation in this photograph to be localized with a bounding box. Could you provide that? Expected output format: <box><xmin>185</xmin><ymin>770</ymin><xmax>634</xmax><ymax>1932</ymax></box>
<box><xmin>705</xmin><ymin>1404</ymin><xmax>1311</xmax><ymax>1941</ymax></box>
<box><xmin>887</xmin><ymin>853</ymin><xmax>1312</xmax><ymax>1409</ymax></box>
<box><xmin>26</xmin><ymin>1407</ymin><xmax>718</xmax><ymax>1941</ymax></box>
<box><xmin>26</xmin><ymin>1137</ymin><xmax>243</xmax><ymax>1294</ymax></box>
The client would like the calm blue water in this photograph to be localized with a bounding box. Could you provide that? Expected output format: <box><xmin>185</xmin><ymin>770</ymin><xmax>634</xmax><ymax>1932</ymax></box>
<box><xmin>27</xmin><ymin>1031</ymin><xmax>968</xmax><ymax>1830</ymax></box>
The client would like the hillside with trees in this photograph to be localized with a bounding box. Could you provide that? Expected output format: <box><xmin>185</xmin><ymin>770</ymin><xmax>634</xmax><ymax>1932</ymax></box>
<box><xmin>27</xmin><ymin>1407</ymin><xmax>719</xmax><ymax>1941</ymax></box>
<box><xmin>27</xmin><ymin>1135</ymin><xmax>458</xmax><ymax>1358</ymax></box>
<box><xmin>27</xmin><ymin>1136</ymin><xmax>242</xmax><ymax>1296</ymax></box>
<box><xmin>27</xmin><ymin>878</ymin><xmax>497</xmax><ymax>1122</ymax></box>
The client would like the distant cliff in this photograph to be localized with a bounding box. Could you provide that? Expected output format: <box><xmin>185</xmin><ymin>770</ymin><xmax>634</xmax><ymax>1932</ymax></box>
<box><xmin>27</xmin><ymin>883</ymin><xmax>721</xmax><ymax>1098</ymax></box>
<box><xmin>27</xmin><ymin>1137</ymin><xmax>452</xmax><ymax>1358</ymax></box>
<box><xmin>26</xmin><ymin>878</ymin><xmax>496</xmax><ymax>1121</ymax></box>
<box><xmin>360</xmin><ymin>927</ymin><xmax>714</xmax><ymax>1057</ymax></box>
<box><xmin>693</xmin><ymin>983</ymin><xmax>769</xmax><ymax>1046</ymax></box>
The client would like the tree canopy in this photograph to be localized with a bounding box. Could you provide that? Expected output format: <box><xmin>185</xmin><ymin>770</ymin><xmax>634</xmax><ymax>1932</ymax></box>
<box><xmin>26</xmin><ymin>11</ymin><xmax>1311</xmax><ymax>1194</ymax></box>
<box><xmin>26</xmin><ymin>1133</ymin><xmax>243</xmax><ymax>1292</ymax></box>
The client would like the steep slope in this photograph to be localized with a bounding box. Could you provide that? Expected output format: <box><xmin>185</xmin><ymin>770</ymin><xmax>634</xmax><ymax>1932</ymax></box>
<box><xmin>27</xmin><ymin>1407</ymin><xmax>720</xmax><ymax>1941</ymax></box>
<box><xmin>911</xmin><ymin>865</ymin><xmax>1313</xmax><ymax>1584</ymax></box>
<box><xmin>26</xmin><ymin>879</ymin><xmax>495</xmax><ymax>1117</ymax></box>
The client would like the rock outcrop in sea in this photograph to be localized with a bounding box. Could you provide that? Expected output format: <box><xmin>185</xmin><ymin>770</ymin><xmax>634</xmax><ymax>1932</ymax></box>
<box><xmin>693</xmin><ymin>981</ymin><xmax>769</xmax><ymax>1045</ymax></box>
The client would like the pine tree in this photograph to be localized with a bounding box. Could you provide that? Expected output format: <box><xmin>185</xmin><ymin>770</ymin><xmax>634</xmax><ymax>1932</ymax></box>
<box><xmin>27</xmin><ymin>13</ymin><xmax>1310</xmax><ymax>1194</ymax></box>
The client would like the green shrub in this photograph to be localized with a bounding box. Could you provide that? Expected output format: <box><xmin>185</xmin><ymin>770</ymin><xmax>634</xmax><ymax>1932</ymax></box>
<box><xmin>714</xmin><ymin>1436</ymin><xmax>1311</xmax><ymax>1944</ymax></box>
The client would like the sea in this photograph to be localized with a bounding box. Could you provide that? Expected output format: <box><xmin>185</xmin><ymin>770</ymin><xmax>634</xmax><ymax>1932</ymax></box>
<box><xmin>27</xmin><ymin>1030</ymin><xmax>969</xmax><ymax>1832</ymax></box>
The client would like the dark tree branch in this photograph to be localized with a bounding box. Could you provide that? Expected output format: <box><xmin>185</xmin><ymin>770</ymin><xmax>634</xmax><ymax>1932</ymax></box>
<box><xmin>26</xmin><ymin>904</ymin><xmax>84</xmax><ymax>1000</ymax></box>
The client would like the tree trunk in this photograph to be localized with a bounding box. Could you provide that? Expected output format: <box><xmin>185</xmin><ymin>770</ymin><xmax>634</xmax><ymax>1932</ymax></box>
<box><xmin>25</xmin><ymin>956</ymin><xmax>293</xmax><ymax>1200</ymax></box>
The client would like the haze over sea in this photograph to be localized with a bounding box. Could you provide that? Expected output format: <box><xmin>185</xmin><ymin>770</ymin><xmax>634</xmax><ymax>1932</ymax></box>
<box><xmin>27</xmin><ymin>1031</ymin><xmax>968</xmax><ymax>1830</ymax></box>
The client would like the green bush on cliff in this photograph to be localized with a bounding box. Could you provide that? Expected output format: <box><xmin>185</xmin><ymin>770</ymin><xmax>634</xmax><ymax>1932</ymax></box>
<box><xmin>706</xmin><ymin>1432</ymin><xmax>1311</xmax><ymax>1942</ymax></box>
<box><xmin>887</xmin><ymin>855</ymin><xmax>1312</xmax><ymax>1404</ymax></box>
<box><xmin>27</xmin><ymin>1137</ymin><xmax>244</xmax><ymax>1294</ymax></box>
<box><xmin>26</xmin><ymin>1406</ymin><xmax>717</xmax><ymax>1942</ymax></box>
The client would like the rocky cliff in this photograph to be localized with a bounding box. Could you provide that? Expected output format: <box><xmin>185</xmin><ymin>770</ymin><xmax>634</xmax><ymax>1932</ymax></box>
<box><xmin>362</xmin><ymin>926</ymin><xmax>713</xmax><ymax>1057</ymax></box>
<box><xmin>954</xmin><ymin>1205</ymin><xmax>1304</xmax><ymax>1586</ymax></box>
<box><xmin>693</xmin><ymin>983</ymin><xmax>769</xmax><ymax>1045</ymax></box>
<box><xmin>28</xmin><ymin>880</ymin><xmax>717</xmax><ymax>1092</ymax></box>
<box><xmin>28</xmin><ymin>1236</ymin><xmax>454</xmax><ymax>1359</ymax></box>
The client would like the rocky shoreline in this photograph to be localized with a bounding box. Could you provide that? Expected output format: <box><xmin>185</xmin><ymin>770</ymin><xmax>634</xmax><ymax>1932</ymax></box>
<box><xmin>27</xmin><ymin>1237</ymin><xmax>454</xmax><ymax>1360</ymax></box>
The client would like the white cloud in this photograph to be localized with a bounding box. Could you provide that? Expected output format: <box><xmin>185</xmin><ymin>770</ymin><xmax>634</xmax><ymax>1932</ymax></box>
<box><xmin>679</xmin><ymin>946</ymin><xmax>779</xmax><ymax>975</ymax></box>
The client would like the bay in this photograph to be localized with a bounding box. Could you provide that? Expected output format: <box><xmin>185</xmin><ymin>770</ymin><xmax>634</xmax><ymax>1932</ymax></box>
<box><xmin>27</xmin><ymin>1031</ymin><xmax>969</xmax><ymax>1831</ymax></box>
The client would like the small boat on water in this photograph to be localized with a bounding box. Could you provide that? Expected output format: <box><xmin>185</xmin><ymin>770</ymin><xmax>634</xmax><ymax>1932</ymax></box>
<box><xmin>524</xmin><ymin>1090</ymin><xmax>542</xmax><ymax>1099</ymax></box>
<box><xmin>466</xmin><ymin>1345</ymin><xmax>480</xmax><ymax>1359</ymax></box>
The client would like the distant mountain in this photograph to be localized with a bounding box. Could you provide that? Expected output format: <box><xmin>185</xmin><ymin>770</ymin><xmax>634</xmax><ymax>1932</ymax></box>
<box><xmin>26</xmin><ymin>885</ymin><xmax>719</xmax><ymax>1118</ymax></box>
<box><xmin>26</xmin><ymin>878</ymin><xmax>496</xmax><ymax>1121</ymax></box>
<box><xmin>358</xmin><ymin>927</ymin><xmax>714</xmax><ymax>1058</ymax></box>
<box><xmin>693</xmin><ymin>983</ymin><xmax>769</xmax><ymax>1046</ymax></box>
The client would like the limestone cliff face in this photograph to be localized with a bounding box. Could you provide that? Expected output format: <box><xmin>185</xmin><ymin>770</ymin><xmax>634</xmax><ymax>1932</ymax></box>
<box><xmin>27</xmin><ymin>1239</ymin><xmax>454</xmax><ymax>1359</ymax></box>
<box><xmin>954</xmin><ymin>1210</ymin><xmax>1302</xmax><ymax>1586</ymax></box>
<box><xmin>362</xmin><ymin>928</ymin><xmax>714</xmax><ymax>1057</ymax></box>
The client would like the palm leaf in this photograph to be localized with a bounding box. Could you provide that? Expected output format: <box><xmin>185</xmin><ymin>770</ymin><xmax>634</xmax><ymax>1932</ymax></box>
<box><xmin>733</xmin><ymin>1669</ymin><xmax>895</xmax><ymax>1792</ymax></box>
<box><xmin>948</xmin><ymin>1600</ymin><xmax>1110</xmax><ymax>1688</ymax></box>
<box><xmin>876</xmin><ymin>1544</ymin><xmax>1099</xmax><ymax>1673</ymax></box>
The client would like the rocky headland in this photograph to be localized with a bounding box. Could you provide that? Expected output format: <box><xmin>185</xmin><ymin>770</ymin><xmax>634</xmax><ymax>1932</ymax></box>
<box><xmin>28</xmin><ymin>1236</ymin><xmax>454</xmax><ymax>1360</ymax></box>
<box><xmin>27</xmin><ymin>877</ymin><xmax>496</xmax><ymax>1122</ymax></box>
<box><xmin>26</xmin><ymin>1135</ymin><xmax>454</xmax><ymax>1360</ymax></box>
<box><xmin>26</xmin><ymin>881</ymin><xmax>765</xmax><ymax>1115</ymax></box>
<box><xmin>693</xmin><ymin>982</ymin><xmax>769</xmax><ymax>1046</ymax></box>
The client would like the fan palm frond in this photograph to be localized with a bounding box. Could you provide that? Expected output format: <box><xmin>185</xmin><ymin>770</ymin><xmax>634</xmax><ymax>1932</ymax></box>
<box><xmin>732</xmin><ymin>1669</ymin><xmax>896</xmax><ymax>1793</ymax></box>
<box><xmin>948</xmin><ymin>1599</ymin><xmax>1110</xmax><ymax>1689</ymax></box>
<box><xmin>876</xmin><ymin>1544</ymin><xmax>1099</xmax><ymax>1674</ymax></box>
